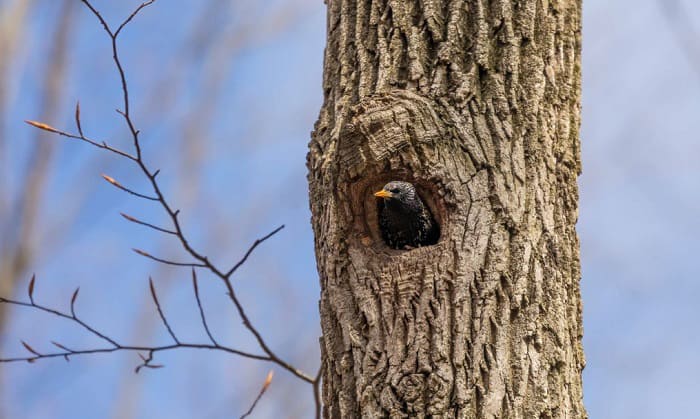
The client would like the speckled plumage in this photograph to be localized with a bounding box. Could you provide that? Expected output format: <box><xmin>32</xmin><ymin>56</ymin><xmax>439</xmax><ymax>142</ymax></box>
<box><xmin>375</xmin><ymin>181</ymin><xmax>439</xmax><ymax>249</ymax></box>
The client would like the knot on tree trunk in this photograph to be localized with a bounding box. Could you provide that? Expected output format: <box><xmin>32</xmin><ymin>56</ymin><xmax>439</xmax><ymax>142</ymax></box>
<box><xmin>328</xmin><ymin>90</ymin><xmax>487</xmax><ymax>255</ymax></box>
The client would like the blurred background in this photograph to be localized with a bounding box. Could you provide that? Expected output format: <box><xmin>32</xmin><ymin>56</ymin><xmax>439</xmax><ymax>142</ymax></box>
<box><xmin>0</xmin><ymin>0</ymin><xmax>698</xmax><ymax>418</ymax></box>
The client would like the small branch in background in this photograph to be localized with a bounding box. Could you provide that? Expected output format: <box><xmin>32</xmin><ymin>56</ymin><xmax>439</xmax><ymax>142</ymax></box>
<box><xmin>101</xmin><ymin>174</ymin><xmax>158</xmax><ymax>201</ymax></box>
<box><xmin>149</xmin><ymin>278</ymin><xmax>179</xmax><ymax>344</ymax></box>
<box><xmin>70</xmin><ymin>287</ymin><xmax>80</xmax><ymax>317</ymax></box>
<box><xmin>0</xmin><ymin>275</ymin><xmax>269</xmax><ymax>367</ymax></box>
<box><xmin>135</xmin><ymin>350</ymin><xmax>162</xmax><ymax>373</ymax></box>
<box><xmin>27</xmin><ymin>274</ymin><xmax>35</xmax><ymax>304</ymax></box>
<box><xmin>9</xmin><ymin>0</ymin><xmax>321</xmax><ymax>416</ymax></box>
<box><xmin>240</xmin><ymin>371</ymin><xmax>274</xmax><ymax>419</ymax></box>
<box><xmin>132</xmin><ymin>248</ymin><xmax>207</xmax><ymax>268</ymax></box>
<box><xmin>225</xmin><ymin>225</ymin><xmax>285</xmax><ymax>278</ymax></box>
<box><xmin>74</xmin><ymin>101</ymin><xmax>84</xmax><ymax>136</ymax></box>
<box><xmin>115</xmin><ymin>0</ymin><xmax>156</xmax><ymax>37</ymax></box>
<box><xmin>192</xmin><ymin>269</ymin><xmax>218</xmax><ymax>346</ymax></box>
<box><xmin>24</xmin><ymin>119</ymin><xmax>137</xmax><ymax>161</ymax></box>
<box><xmin>23</xmin><ymin>0</ymin><xmax>312</xmax><ymax>384</ymax></box>
<box><xmin>120</xmin><ymin>212</ymin><xmax>177</xmax><ymax>235</ymax></box>
<box><xmin>20</xmin><ymin>341</ymin><xmax>41</xmax><ymax>358</ymax></box>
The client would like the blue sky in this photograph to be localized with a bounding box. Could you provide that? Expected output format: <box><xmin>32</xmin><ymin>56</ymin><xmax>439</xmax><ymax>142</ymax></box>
<box><xmin>1</xmin><ymin>0</ymin><xmax>699</xmax><ymax>418</ymax></box>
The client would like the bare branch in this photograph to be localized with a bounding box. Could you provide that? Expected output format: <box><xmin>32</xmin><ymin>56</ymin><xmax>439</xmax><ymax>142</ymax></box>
<box><xmin>27</xmin><ymin>274</ymin><xmax>35</xmax><ymax>304</ymax></box>
<box><xmin>1</xmin><ymin>342</ymin><xmax>269</xmax><ymax>366</ymax></box>
<box><xmin>70</xmin><ymin>287</ymin><xmax>79</xmax><ymax>317</ymax></box>
<box><xmin>24</xmin><ymin>120</ymin><xmax>136</xmax><ymax>160</ymax></box>
<box><xmin>74</xmin><ymin>4</ymin><xmax>306</xmax><ymax>382</ymax></box>
<box><xmin>24</xmin><ymin>120</ymin><xmax>61</xmax><ymax>134</ymax></box>
<box><xmin>101</xmin><ymin>174</ymin><xmax>158</xmax><ymax>201</ymax></box>
<box><xmin>240</xmin><ymin>371</ymin><xmax>274</xmax><ymax>419</ymax></box>
<box><xmin>115</xmin><ymin>0</ymin><xmax>156</xmax><ymax>37</ymax></box>
<box><xmin>135</xmin><ymin>350</ymin><xmax>163</xmax><ymax>373</ymax></box>
<box><xmin>78</xmin><ymin>0</ymin><xmax>113</xmax><ymax>37</ymax></box>
<box><xmin>0</xmin><ymin>296</ymin><xmax>269</xmax><ymax>365</ymax></box>
<box><xmin>78</xmin><ymin>0</ymin><xmax>146</xmax><ymax>155</ymax></box>
<box><xmin>225</xmin><ymin>225</ymin><xmax>285</xmax><ymax>278</ymax></box>
<box><xmin>74</xmin><ymin>101</ymin><xmax>83</xmax><ymax>137</ymax></box>
<box><xmin>148</xmin><ymin>277</ymin><xmax>179</xmax><ymax>344</ymax></box>
<box><xmin>192</xmin><ymin>269</ymin><xmax>218</xmax><ymax>346</ymax></box>
<box><xmin>15</xmin><ymin>0</ymin><xmax>319</xmax><ymax>402</ymax></box>
<box><xmin>120</xmin><ymin>212</ymin><xmax>177</xmax><ymax>235</ymax></box>
<box><xmin>51</xmin><ymin>341</ymin><xmax>73</xmax><ymax>352</ymax></box>
<box><xmin>132</xmin><ymin>248</ymin><xmax>207</xmax><ymax>268</ymax></box>
<box><xmin>223</xmin><ymin>282</ymin><xmax>313</xmax><ymax>383</ymax></box>
<box><xmin>21</xmin><ymin>340</ymin><xmax>41</xmax><ymax>357</ymax></box>
<box><xmin>3</xmin><ymin>295</ymin><xmax>119</xmax><ymax>348</ymax></box>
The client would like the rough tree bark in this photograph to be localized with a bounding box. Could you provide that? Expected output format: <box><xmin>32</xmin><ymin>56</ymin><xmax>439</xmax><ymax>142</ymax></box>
<box><xmin>308</xmin><ymin>0</ymin><xmax>584</xmax><ymax>417</ymax></box>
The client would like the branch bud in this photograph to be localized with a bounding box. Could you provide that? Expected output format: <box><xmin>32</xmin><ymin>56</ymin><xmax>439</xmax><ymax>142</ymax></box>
<box><xmin>25</xmin><ymin>120</ymin><xmax>60</xmax><ymax>134</ymax></box>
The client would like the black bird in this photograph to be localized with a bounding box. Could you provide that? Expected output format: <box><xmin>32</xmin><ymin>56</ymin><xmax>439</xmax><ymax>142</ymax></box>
<box><xmin>374</xmin><ymin>181</ymin><xmax>439</xmax><ymax>249</ymax></box>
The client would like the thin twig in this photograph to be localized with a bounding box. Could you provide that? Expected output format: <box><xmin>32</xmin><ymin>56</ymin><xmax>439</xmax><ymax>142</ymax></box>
<box><xmin>240</xmin><ymin>371</ymin><xmax>274</xmax><ymax>419</ymax></box>
<box><xmin>120</xmin><ymin>212</ymin><xmax>177</xmax><ymax>235</ymax></box>
<box><xmin>74</xmin><ymin>101</ymin><xmax>83</xmax><ymax>137</ymax></box>
<box><xmin>115</xmin><ymin>0</ymin><xmax>156</xmax><ymax>37</ymax></box>
<box><xmin>70</xmin><ymin>287</ymin><xmax>80</xmax><ymax>318</ymax></box>
<box><xmin>135</xmin><ymin>350</ymin><xmax>162</xmax><ymax>373</ymax></box>
<box><xmin>101</xmin><ymin>174</ymin><xmax>158</xmax><ymax>201</ymax></box>
<box><xmin>21</xmin><ymin>341</ymin><xmax>41</xmax><ymax>357</ymax></box>
<box><xmin>0</xmin><ymin>296</ymin><xmax>118</xmax><ymax>348</ymax></box>
<box><xmin>0</xmin><ymin>296</ymin><xmax>269</xmax><ymax>364</ymax></box>
<box><xmin>79</xmin><ymin>0</ymin><xmax>152</xmax><ymax>155</ymax></box>
<box><xmin>24</xmin><ymin>120</ymin><xmax>136</xmax><ymax>160</ymax></box>
<box><xmin>222</xmin><ymin>280</ymin><xmax>313</xmax><ymax>383</ymax></box>
<box><xmin>132</xmin><ymin>248</ymin><xmax>207</xmax><ymax>268</ymax></box>
<box><xmin>1</xmin><ymin>342</ymin><xmax>269</xmax><ymax>365</ymax></box>
<box><xmin>27</xmin><ymin>274</ymin><xmax>36</xmax><ymax>304</ymax></box>
<box><xmin>78</xmin><ymin>0</ymin><xmax>112</xmax><ymax>36</ymax></box>
<box><xmin>149</xmin><ymin>277</ymin><xmax>179</xmax><ymax>344</ymax></box>
<box><xmin>192</xmin><ymin>269</ymin><xmax>218</xmax><ymax>346</ymax></box>
<box><xmin>225</xmin><ymin>225</ymin><xmax>285</xmax><ymax>278</ymax></box>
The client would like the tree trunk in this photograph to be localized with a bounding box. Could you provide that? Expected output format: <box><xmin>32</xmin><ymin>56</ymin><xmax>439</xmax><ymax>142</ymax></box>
<box><xmin>308</xmin><ymin>0</ymin><xmax>584</xmax><ymax>417</ymax></box>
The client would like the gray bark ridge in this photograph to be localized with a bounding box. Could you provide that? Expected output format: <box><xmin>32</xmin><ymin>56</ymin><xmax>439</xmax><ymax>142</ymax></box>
<box><xmin>309</xmin><ymin>1</ymin><xmax>584</xmax><ymax>418</ymax></box>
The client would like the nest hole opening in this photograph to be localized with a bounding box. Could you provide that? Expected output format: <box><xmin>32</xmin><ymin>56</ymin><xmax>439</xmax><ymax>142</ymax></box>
<box><xmin>351</xmin><ymin>175</ymin><xmax>446</xmax><ymax>253</ymax></box>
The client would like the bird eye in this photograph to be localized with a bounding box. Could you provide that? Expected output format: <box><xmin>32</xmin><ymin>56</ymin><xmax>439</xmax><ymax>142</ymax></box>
<box><xmin>390</xmin><ymin>188</ymin><xmax>400</xmax><ymax>193</ymax></box>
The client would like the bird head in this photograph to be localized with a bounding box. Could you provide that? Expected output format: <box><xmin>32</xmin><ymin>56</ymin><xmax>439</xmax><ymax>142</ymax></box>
<box><xmin>374</xmin><ymin>181</ymin><xmax>419</xmax><ymax>210</ymax></box>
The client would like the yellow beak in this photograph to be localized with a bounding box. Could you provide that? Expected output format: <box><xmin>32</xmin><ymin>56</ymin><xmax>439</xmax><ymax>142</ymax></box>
<box><xmin>374</xmin><ymin>189</ymin><xmax>393</xmax><ymax>199</ymax></box>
